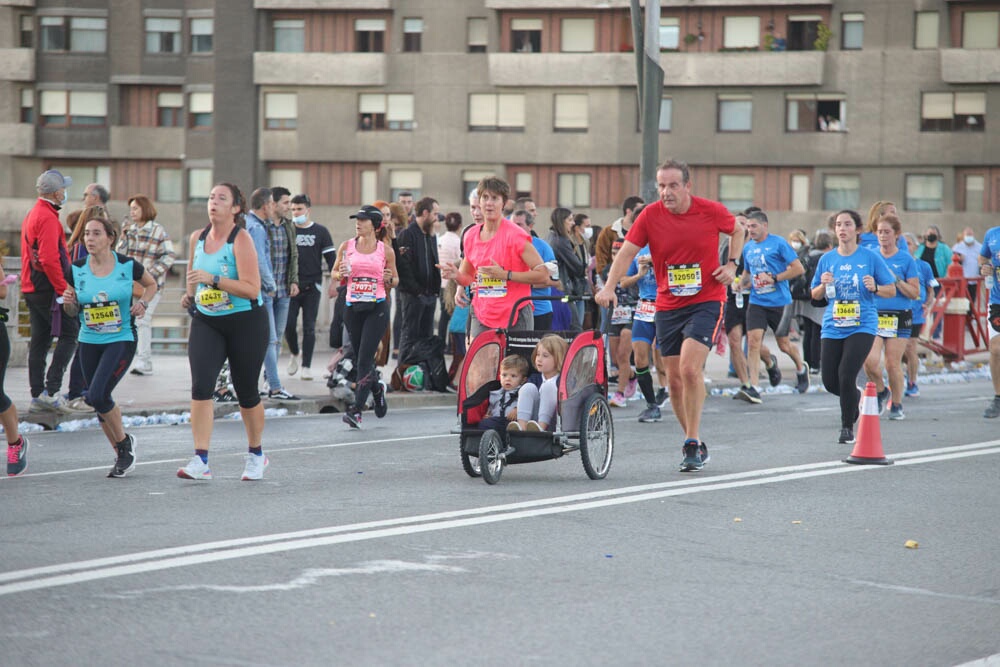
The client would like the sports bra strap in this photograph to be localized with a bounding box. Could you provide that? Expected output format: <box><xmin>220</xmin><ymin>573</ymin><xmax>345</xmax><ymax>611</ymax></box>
<box><xmin>198</xmin><ymin>224</ymin><xmax>241</xmax><ymax>244</ymax></box>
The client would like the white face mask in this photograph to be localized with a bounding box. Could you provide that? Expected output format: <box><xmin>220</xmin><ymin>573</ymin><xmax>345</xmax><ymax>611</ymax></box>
<box><xmin>790</xmin><ymin>241</ymin><xmax>802</xmax><ymax>250</ymax></box>
<box><xmin>965</xmin><ymin>235</ymin><xmax>975</xmax><ymax>245</ymax></box>
<box><xmin>582</xmin><ymin>227</ymin><xmax>593</xmax><ymax>240</ymax></box>
<box><xmin>292</xmin><ymin>214</ymin><xmax>307</xmax><ymax>224</ymax></box>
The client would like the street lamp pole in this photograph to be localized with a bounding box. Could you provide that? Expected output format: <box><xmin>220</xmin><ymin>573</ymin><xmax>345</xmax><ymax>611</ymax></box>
<box><xmin>630</xmin><ymin>0</ymin><xmax>663</xmax><ymax>203</ymax></box>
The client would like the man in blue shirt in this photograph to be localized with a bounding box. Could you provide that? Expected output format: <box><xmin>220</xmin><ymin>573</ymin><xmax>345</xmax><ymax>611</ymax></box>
<box><xmin>740</xmin><ymin>210</ymin><xmax>809</xmax><ymax>400</ymax></box>
<box><xmin>979</xmin><ymin>226</ymin><xmax>1000</xmax><ymax>418</ymax></box>
<box><xmin>512</xmin><ymin>210</ymin><xmax>559</xmax><ymax>330</ymax></box>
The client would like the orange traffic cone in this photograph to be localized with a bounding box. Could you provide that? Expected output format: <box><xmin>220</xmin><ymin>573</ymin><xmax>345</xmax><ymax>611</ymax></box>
<box><xmin>844</xmin><ymin>382</ymin><xmax>893</xmax><ymax>465</ymax></box>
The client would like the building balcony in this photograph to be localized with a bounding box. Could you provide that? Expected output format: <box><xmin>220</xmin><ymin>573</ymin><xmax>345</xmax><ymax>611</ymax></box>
<box><xmin>110</xmin><ymin>126</ymin><xmax>185</xmax><ymax>160</ymax></box>
<box><xmin>940</xmin><ymin>49</ymin><xmax>1000</xmax><ymax>84</ymax></box>
<box><xmin>253</xmin><ymin>0</ymin><xmax>389</xmax><ymax>9</ymax></box>
<box><xmin>485</xmin><ymin>0</ymin><xmax>827</xmax><ymax>6</ymax></box>
<box><xmin>0</xmin><ymin>48</ymin><xmax>34</xmax><ymax>82</ymax></box>
<box><xmin>254</xmin><ymin>52</ymin><xmax>386</xmax><ymax>86</ymax></box>
<box><xmin>488</xmin><ymin>50</ymin><xmax>823</xmax><ymax>87</ymax></box>
<box><xmin>0</xmin><ymin>123</ymin><xmax>34</xmax><ymax>156</ymax></box>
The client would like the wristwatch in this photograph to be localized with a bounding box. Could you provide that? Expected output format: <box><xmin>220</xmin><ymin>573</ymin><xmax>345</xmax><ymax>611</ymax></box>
<box><xmin>728</xmin><ymin>258</ymin><xmax>738</xmax><ymax>266</ymax></box>
<box><xmin>212</xmin><ymin>274</ymin><xmax>221</xmax><ymax>288</ymax></box>
<box><xmin>137</xmin><ymin>299</ymin><xmax>148</xmax><ymax>309</ymax></box>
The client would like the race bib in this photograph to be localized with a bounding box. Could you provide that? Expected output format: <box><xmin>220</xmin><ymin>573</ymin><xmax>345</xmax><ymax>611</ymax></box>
<box><xmin>877</xmin><ymin>312</ymin><xmax>899</xmax><ymax>338</ymax></box>
<box><xmin>82</xmin><ymin>301</ymin><xmax>122</xmax><ymax>334</ymax></box>
<box><xmin>348</xmin><ymin>276</ymin><xmax>377</xmax><ymax>303</ymax></box>
<box><xmin>196</xmin><ymin>286</ymin><xmax>233</xmax><ymax>313</ymax></box>
<box><xmin>634</xmin><ymin>298</ymin><xmax>656</xmax><ymax>323</ymax></box>
<box><xmin>832</xmin><ymin>300</ymin><xmax>861</xmax><ymax>328</ymax></box>
<box><xmin>753</xmin><ymin>272</ymin><xmax>776</xmax><ymax>295</ymax></box>
<box><xmin>611</xmin><ymin>304</ymin><xmax>633</xmax><ymax>325</ymax></box>
<box><xmin>475</xmin><ymin>269</ymin><xmax>507</xmax><ymax>298</ymax></box>
<box><xmin>666</xmin><ymin>263</ymin><xmax>701</xmax><ymax>297</ymax></box>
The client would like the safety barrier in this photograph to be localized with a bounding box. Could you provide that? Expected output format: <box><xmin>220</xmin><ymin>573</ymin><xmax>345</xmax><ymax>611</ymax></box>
<box><xmin>920</xmin><ymin>276</ymin><xmax>990</xmax><ymax>362</ymax></box>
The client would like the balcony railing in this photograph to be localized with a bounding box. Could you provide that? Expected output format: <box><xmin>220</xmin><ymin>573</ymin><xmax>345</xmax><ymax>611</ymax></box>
<box><xmin>940</xmin><ymin>49</ymin><xmax>1000</xmax><ymax>84</ymax></box>
<box><xmin>254</xmin><ymin>52</ymin><xmax>387</xmax><ymax>86</ymax></box>
<box><xmin>0</xmin><ymin>48</ymin><xmax>34</xmax><ymax>81</ymax></box>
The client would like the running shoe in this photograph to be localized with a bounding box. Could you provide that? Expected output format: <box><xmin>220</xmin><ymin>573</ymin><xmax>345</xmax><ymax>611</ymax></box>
<box><xmin>212</xmin><ymin>389</ymin><xmax>238</xmax><ymax>403</ymax></box>
<box><xmin>637</xmin><ymin>405</ymin><xmax>661</xmax><ymax>423</ymax></box>
<box><xmin>655</xmin><ymin>387</ymin><xmax>669</xmax><ymax>407</ymax></box>
<box><xmin>29</xmin><ymin>392</ymin><xmax>72</xmax><ymax>415</ymax></box>
<box><xmin>985</xmin><ymin>396</ymin><xmax>1000</xmax><ymax>419</ymax></box>
<box><xmin>343</xmin><ymin>409</ymin><xmax>362</xmax><ymax>429</ymax></box>
<box><xmin>623</xmin><ymin>376</ymin><xmax>638</xmax><ymax>399</ymax></box>
<box><xmin>609</xmin><ymin>392</ymin><xmax>627</xmax><ymax>407</ymax></box>
<box><xmin>6</xmin><ymin>436</ymin><xmax>28</xmax><ymax>477</ymax></box>
<box><xmin>241</xmin><ymin>453</ymin><xmax>269</xmax><ymax>481</ymax></box>
<box><xmin>373</xmin><ymin>381</ymin><xmax>388</xmax><ymax>419</ymax></box>
<box><xmin>876</xmin><ymin>387</ymin><xmax>890</xmax><ymax>415</ymax></box>
<box><xmin>177</xmin><ymin>456</ymin><xmax>212</xmax><ymax>480</ymax></box>
<box><xmin>699</xmin><ymin>441</ymin><xmax>710</xmax><ymax>466</ymax></box>
<box><xmin>838</xmin><ymin>428</ymin><xmax>855</xmax><ymax>445</ymax></box>
<box><xmin>888</xmin><ymin>404</ymin><xmax>905</xmax><ymax>421</ymax></box>
<box><xmin>904</xmin><ymin>382</ymin><xmax>920</xmax><ymax>398</ymax></box>
<box><xmin>268</xmin><ymin>388</ymin><xmax>300</xmax><ymax>401</ymax></box>
<box><xmin>65</xmin><ymin>396</ymin><xmax>93</xmax><ymax>413</ymax></box>
<box><xmin>679</xmin><ymin>441</ymin><xmax>703</xmax><ymax>472</ymax></box>
<box><xmin>795</xmin><ymin>364</ymin><xmax>810</xmax><ymax>394</ymax></box>
<box><xmin>108</xmin><ymin>434</ymin><xmax>136</xmax><ymax>478</ymax></box>
<box><xmin>288</xmin><ymin>354</ymin><xmax>300</xmax><ymax>375</ymax></box>
<box><xmin>735</xmin><ymin>385</ymin><xmax>762</xmax><ymax>405</ymax></box>
<box><xmin>766</xmin><ymin>355</ymin><xmax>782</xmax><ymax>387</ymax></box>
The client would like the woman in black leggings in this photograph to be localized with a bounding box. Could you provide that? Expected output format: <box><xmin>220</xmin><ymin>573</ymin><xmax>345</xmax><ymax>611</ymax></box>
<box><xmin>1</xmin><ymin>264</ymin><xmax>29</xmax><ymax>476</ymax></box>
<box><xmin>332</xmin><ymin>205</ymin><xmax>398</xmax><ymax>428</ymax></box>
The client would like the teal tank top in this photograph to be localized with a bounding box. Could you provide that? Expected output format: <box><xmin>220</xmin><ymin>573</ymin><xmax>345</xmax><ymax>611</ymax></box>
<box><xmin>71</xmin><ymin>252</ymin><xmax>143</xmax><ymax>344</ymax></box>
<box><xmin>192</xmin><ymin>225</ymin><xmax>259</xmax><ymax>316</ymax></box>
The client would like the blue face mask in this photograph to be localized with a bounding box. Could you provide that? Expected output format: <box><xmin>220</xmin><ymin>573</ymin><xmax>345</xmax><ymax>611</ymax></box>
<box><xmin>292</xmin><ymin>214</ymin><xmax>307</xmax><ymax>224</ymax></box>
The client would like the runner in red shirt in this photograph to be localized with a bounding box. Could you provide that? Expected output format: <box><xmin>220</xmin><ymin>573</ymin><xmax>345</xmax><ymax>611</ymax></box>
<box><xmin>596</xmin><ymin>159</ymin><xmax>744</xmax><ymax>472</ymax></box>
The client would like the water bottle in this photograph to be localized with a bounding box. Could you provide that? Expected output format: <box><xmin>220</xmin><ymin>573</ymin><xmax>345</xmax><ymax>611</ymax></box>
<box><xmin>735</xmin><ymin>289</ymin><xmax>744</xmax><ymax>309</ymax></box>
<box><xmin>825</xmin><ymin>282</ymin><xmax>836</xmax><ymax>300</ymax></box>
<box><xmin>987</xmin><ymin>273</ymin><xmax>995</xmax><ymax>291</ymax></box>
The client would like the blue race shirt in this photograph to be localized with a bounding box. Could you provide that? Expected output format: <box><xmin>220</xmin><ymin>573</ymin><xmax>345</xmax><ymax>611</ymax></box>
<box><xmin>627</xmin><ymin>246</ymin><xmax>659</xmax><ymax>301</ymax></box>
<box><xmin>70</xmin><ymin>252</ymin><xmax>144</xmax><ymax>344</ymax></box>
<box><xmin>192</xmin><ymin>226</ymin><xmax>260</xmax><ymax>316</ymax></box>
<box><xmin>742</xmin><ymin>234</ymin><xmax>799</xmax><ymax>307</ymax></box>
<box><xmin>980</xmin><ymin>226</ymin><xmax>1000</xmax><ymax>306</ymax></box>
<box><xmin>811</xmin><ymin>246</ymin><xmax>895</xmax><ymax>339</ymax></box>
<box><xmin>531</xmin><ymin>236</ymin><xmax>554</xmax><ymax>316</ymax></box>
<box><xmin>874</xmin><ymin>249</ymin><xmax>919</xmax><ymax>312</ymax></box>
<box><xmin>912</xmin><ymin>259</ymin><xmax>934</xmax><ymax>325</ymax></box>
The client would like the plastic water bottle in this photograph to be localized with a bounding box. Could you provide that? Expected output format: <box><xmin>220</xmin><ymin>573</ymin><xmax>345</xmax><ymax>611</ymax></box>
<box><xmin>735</xmin><ymin>289</ymin><xmax>744</xmax><ymax>309</ymax></box>
<box><xmin>825</xmin><ymin>282</ymin><xmax>836</xmax><ymax>300</ymax></box>
<box><xmin>987</xmin><ymin>273</ymin><xmax>995</xmax><ymax>291</ymax></box>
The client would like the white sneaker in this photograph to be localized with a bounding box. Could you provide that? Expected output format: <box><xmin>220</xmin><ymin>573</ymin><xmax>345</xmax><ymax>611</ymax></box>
<box><xmin>300</xmin><ymin>366</ymin><xmax>313</xmax><ymax>381</ymax></box>
<box><xmin>241</xmin><ymin>453</ymin><xmax>269</xmax><ymax>481</ymax></box>
<box><xmin>288</xmin><ymin>355</ymin><xmax>300</xmax><ymax>376</ymax></box>
<box><xmin>177</xmin><ymin>455</ymin><xmax>212</xmax><ymax>480</ymax></box>
<box><xmin>65</xmin><ymin>396</ymin><xmax>93</xmax><ymax>413</ymax></box>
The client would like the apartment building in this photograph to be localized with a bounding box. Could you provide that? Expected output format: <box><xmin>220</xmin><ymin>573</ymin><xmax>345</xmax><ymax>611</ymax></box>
<box><xmin>0</xmin><ymin>0</ymin><xmax>997</xmax><ymax>250</ymax></box>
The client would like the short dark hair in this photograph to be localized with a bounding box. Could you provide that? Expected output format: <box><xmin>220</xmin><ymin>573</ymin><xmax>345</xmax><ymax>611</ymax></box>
<box><xmin>477</xmin><ymin>176</ymin><xmax>510</xmax><ymax>204</ymax></box>
<box><xmin>656</xmin><ymin>158</ymin><xmax>690</xmax><ymax>184</ymax></box>
<box><xmin>514</xmin><ymin>196</ymin><xmax>534</xmax><ymax>211</ymax></box>
<box><xmin>416</xmin><ymin>196</ymin><xmax>438</xmax><ymax>217</ymax></box>
<box><xmin>398</xmin><ymin>191</ymin><xmax>413</xmax><ymax>199</ymax></box>
<box><xmin>445</xmin><ymin>212</ymin><xmax>462</xmax><ymax>232</ymax></box>
<box><xmin>291</xmin><ymin>194</ymin><xmax>311</xmax><ymax>207</ymax></box>
<box><xmin>270</xmin><ymin>186</ymin><xmax>291</xmax><ymax>201</ymax></box>
<box><xmin>90</xmin><ymin>184</ymin><xmax>110</xmax><ymax>204</ymax></box>
<box><xmin>250</xmin><ymin>187</ymin><xmax>273</xmax><ymax>212</ymax></box>
<box><xmin>622</xmin><ymin>195</ymin><xmax>644</xmax><ymax>215</ymax></box>
<box><xmin>836</xmin><ymin>209</ymin><xmax>863</xmax><ymax>229</ymax></box>
<box><xmin>747</xmin><ymin>210</ymin><xmax>768</xmax><ymax>224</ymax></box>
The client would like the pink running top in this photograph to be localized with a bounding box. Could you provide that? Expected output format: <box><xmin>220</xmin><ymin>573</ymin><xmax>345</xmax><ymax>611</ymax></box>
<box><xmin>463</xmin><ymin>219</ymin><xmax>532</xmax><ymax>328</ymax></box>
<box><xmin>344</xmin><ymin>237</ymin><xmax>387</xmax><ymax>304</ymax></box>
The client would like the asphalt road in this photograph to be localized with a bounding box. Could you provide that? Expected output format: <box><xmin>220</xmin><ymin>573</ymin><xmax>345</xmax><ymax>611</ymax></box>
<box><xmin>1</xmin><ymin>378</ymin><xmax>998</xmax><ymax>666</ymax></box>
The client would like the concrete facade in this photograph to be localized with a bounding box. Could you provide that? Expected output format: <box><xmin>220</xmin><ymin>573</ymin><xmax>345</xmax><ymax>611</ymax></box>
<box><xmin>0</xmin><ymin>0</ymin><xmax>997</xmax><ymax>253</ymax></box>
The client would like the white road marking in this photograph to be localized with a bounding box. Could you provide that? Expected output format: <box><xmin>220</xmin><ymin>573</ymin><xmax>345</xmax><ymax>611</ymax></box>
<box><xmin>0</xmin><ymin>441</ymin><xmax>997</xmax><ymax>597</ymax></box>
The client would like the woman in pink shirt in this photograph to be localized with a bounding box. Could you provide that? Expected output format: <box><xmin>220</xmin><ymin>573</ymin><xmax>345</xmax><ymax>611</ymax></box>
<box><xmin>439</xmin><ymin>177</ymin><xmax>548</xmax><ymax>337</ymax></box>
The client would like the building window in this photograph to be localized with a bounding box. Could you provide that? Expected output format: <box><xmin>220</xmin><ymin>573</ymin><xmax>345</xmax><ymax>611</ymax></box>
<box><xmin>20</xmin><ymin>89</ymin><xmax>34</xmax><ymax>124</ymax></box>
<box><xmin>905</xmin><ymin>174</ymin><xmax>944</xmax><ymax>211</ymax></box>
<box><xmin>557</xmin><ymin>173</ymin><xmax>591</xmax><ymax>208</ymax></box>
<box><xmin>841</xmin><ymin>13</ymin><xmax>864</xmax><ymax>50</ymax></box>
<box><xmin>963</xmin><ymin>11</ymin><xmax>999</xmax><ymax>49</ymax></box>
<box><xmin>157</xmin><ymin>168</ymin><xmax>183</xmax><ymax>203</ymax></box>
<box><xmin>19</xmin><ymin>15</ymin><xmax>33</xmax><ymax>48</ymax></box>
<box><xmin>403</xmin><ymin>18</ymin><xmax>422</xmax><ymax>52</ymax></box>
<box><xmin>274</xmin><ymin>19</ymin><xmax>305</xmax><ymax>52</ymax></box>
<box><xmin>561</xmin><ymin>18</ymin><xmax>594</xmax><ymax>53</ymax></box>
<box><xmin>468</xmin><ymin>93</ymin><xmax>525</xmax><ymax>131</ymax></box>
<box><xmin>514</xmin><ymin>173</ymin><xmax>533</xmax><ymax>199</ymax></box>
<box><xmin>157</xmin><ymin>91</ymin><xmax>183</xmax><ymax>127</ymax></box>
<box><xmin>390</xmin><ymin>170</ymin><xmax>422</xmax><ymax>201</ymax></box>
<box><xmin>659</xmin><ymin>17</ymin><xmax>680</xmax><ymax>50</ymax></box>
<box><xmin>723</xmin><ymin>16</ymin><xmax>759</xmax><ymax>49</ymax></box>
<box><xmin>468</xmin><ymin>17</ymin><xmax>487</xmax><ymax>53</ymax></box>
<box><xmin>355</xmin><ymin>18</ymin><xmax>385</xmax><ymax>53</ymax></box>
<box><xmin>921</xmin><ymin>92</ymin><xmax>985</xmax><ymax>132</ymax></box>
<box><xmin>188</xmin><ymin>168</ymin><xmax>213</xmax><ymax>204</ymax></box>
<box><xmin>914</xmin><ymin>12</ymin><xmax>938</xmax><ymax>49</ymax></box>
<box><xmin>39</xmin><ymin>17</ymin><xmax>66</xmax><ymax>51</ymax></box>
<box><xmin>963</xmin><ymin>175</ymin><xmax>985</xmax><ymax>213</ymax></box>
<box><xmin>189</xmin><ymin>92</ymin><xmax>213</xmax><ymax>128</ymax></box>
<box><xmin>718</xmin><ymin>95</ymin><xmax>752</xmax><ymax>132</ymax></box>
<box><xmin>511</xmin><ymin>18</ymin><xmax>541</xmax><ymax>53</ymax></box>
<box><xmin>787</xmin><ymin>94</ymin><xmax>847</xmax><ymax>132</ymax></box>
<box><xmin>659</xmin><ymin>97</ymin><xmax>672</xmax><ymax>132</ymax></box>
<box><xmin>786</xmin><ymin>15</ymin><xmax>820</xmax><ymax>51</ymax></box>
<box><xmin>270</xmin><ymin>168</ymin><xmax>302</xmax><ymax>198</ymax></box>
<box><xmin>791</xmin><ymin>174</ymin><xmax>810</xmax><ymax>212</ymax></box>
<box><xmin>358</xmin><ymin>93</ymin><xmax>413</xmax><ymax>131</ymax></box>
<box><xmin>264</xmin><ymin>93</ymin><xmax>297</xmax><ymax>130</ymax></box>
<box><xmin>39</xmin><ymin>90</ymin><xmax>107</xmax><ymax>127</ymax></box>
<box><xmin>190</xmin><ymin>18</ymin><xmax>213</xmax><ymax>53</ymax></box>
<box><xmin>823</xmin><ymin>174</ymin><xmax>860</xmax><ymax>210</ymax></box>
<box><xmin>40</xmin><ymin>17</ymin><xmax>107</xmax><ymax>52</ymax></box>
<box><xmin>146</xmin><ymin>17</ymin><xmax>181</xmax><ymax>54</ymax></box>
<box><xmin>50</xmin><ymin>165</ymin><xmax>110</xmax><ymax>192</ymax></box>
<box><xmin>462</xmin><ymin>170</ymin><xmax>494</xmax><ymax>202</ymax></box>
<box><xmin>360</xmin><ymin>170</ymin><xmax>377</xmax><ymax>206</ymax></box>
<box><xmin>718</xmin><ymin>175</ymin><xmax>754</xmax><ymax>211</ymax></box>
<box><xmin>553</xmin><ymin>94</ymin><xmax>588</xmax><ymax>132</ymax></box>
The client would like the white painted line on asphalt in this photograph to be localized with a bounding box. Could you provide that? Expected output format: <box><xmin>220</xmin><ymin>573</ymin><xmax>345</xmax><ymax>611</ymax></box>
<box><xmin>0</xmin><ymin>441</ymin><xmax>998</xmax><ymax>596</ymax></box>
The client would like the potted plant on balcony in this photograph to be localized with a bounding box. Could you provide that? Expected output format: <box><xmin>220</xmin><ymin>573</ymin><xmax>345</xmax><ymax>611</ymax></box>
<box><xmin>814</xmin><ymin>23</ymin><xmax>831</xmax><ymax>51</ymax></box>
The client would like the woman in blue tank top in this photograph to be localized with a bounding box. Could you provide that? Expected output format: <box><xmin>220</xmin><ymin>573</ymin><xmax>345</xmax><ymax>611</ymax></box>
<box><xmin>62</xmin><ymin>214</ymin><xmax>157</xmax><ymax>478</ymax></box>
<box><xmin>177</xmin><ymin>182</ymin><xmax>270</xmax><ymax>482</ymax></box>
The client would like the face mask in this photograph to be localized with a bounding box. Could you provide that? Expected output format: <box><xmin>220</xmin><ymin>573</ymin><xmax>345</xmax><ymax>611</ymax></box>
<box><xmin>790</xmin><ymin>241</ymin><xmax>802</xmax><ymax>250</ymax></box>
<box><xmin>583</xmin><ymin>227</ymin><xmax>593</xmax><ymax>240</ymax></box>
<box><xmin>926</xmin><ymin>234</ymin><xmax>938</xmax><ymax>243</ymax></box>
<box><xmin>292</xmin><ymin>214</ymin><xmax>307</xmax><ymax>224</ymax></box>
<box><xmin>965</xmin><ymin>235</ymin><xmax>975</xmax><ymax>245</ymax></box>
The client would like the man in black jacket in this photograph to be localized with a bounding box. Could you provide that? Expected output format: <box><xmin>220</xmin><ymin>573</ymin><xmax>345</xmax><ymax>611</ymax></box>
<box><xmin>396</xmin><ymin>196</ymin><xmax>441</xmax><ymax>364</ymax></box>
